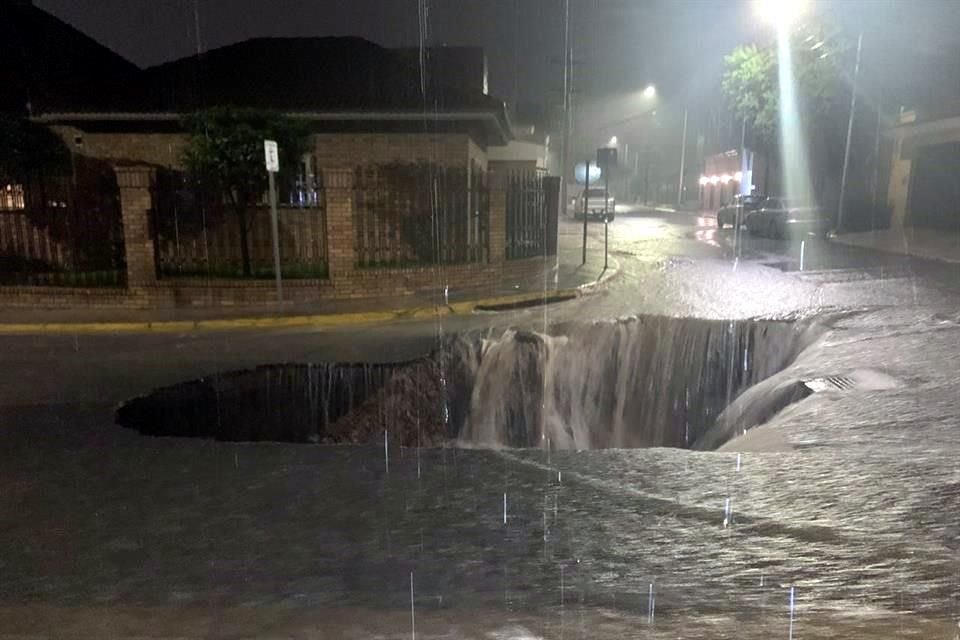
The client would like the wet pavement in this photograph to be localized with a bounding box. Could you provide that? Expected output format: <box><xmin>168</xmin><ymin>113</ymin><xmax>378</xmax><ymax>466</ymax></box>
<box><xmin>3</xmin><ymin>207</ymin><xmax>960</xmax><ymax>637</ymax></box>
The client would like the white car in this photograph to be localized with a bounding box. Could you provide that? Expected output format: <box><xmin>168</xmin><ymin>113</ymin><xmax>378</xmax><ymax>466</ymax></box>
<box><xmin>573</xmin><ymin>188</ymin><xmax>615</xmax><ymax>221</ymax></box>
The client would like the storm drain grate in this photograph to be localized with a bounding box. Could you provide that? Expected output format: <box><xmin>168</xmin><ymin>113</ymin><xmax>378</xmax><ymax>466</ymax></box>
<box><xmin>802</xmin><ymin>375</ymin><xmax>857</xmax><ymax>393</ymax></box>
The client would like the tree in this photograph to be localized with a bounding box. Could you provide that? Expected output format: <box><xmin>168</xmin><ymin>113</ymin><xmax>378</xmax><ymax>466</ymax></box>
<box><xmin>0</xmin><ymin>114</ymin><xmax>70</xmax><ymax>185</ymax></box>
<box><xmin>181</xmin><ymin>107</ymin><xmax>309</xmax><ymax>276</ymax></box>
<box><xmin>722</xmin><ymin>28</ymin><xmax>848</xmax><ymax>197</ymax></box>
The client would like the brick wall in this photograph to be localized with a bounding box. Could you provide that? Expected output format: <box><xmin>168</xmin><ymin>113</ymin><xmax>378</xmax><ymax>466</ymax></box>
<box><xmin>52</xmin><ymin>126</ymin><xmax>188</xmax><ymax>169</ymax></box>
<box><xmin>312</xmin><ymin>134</ymin><xmax>473</xmax><ymax>169</ymax></box>
<box><xmin>467</xmin><ymin>137</ymin><xmax>488</xmax><ymax>171</ymax></box>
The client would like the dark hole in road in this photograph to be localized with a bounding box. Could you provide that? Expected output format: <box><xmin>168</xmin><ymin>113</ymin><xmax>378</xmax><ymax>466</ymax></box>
<box><xmin>116</xmin><ymin>315</ymin><xmax>824</xmax><ymax>450</ymax></box>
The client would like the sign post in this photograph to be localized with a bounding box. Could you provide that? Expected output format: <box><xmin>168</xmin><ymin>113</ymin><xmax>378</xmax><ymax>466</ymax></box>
<box><xmin>264</xmin><ymin>139</ymin><xmax>283</xmax><ymax>303</ymax></box>
<box><xmin>581</xmin><ymin>160</ymin><xmax>590</xmax><ymax>265</ymax></box>
<box><xmin>597</xmin><ymin>147</ymin><xmax>618</xmax><ymax>271</ymax></box>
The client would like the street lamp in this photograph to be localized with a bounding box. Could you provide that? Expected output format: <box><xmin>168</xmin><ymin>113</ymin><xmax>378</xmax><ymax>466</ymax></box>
<box><xmin>754</xmin><ymin>0</ymin><xmax>808</xmax><ymax>28</ymax></box>
<box><xmin>642</xmin><ymin>84</ymin><xmax>656</xmax><ymax>99</ymax></box>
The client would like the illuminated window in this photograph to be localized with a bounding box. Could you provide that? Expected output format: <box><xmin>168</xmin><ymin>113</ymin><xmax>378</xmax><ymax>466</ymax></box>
<box><xmin>1</xmin><ymin>184</ymin><xmax>26</xmax><ymax>211</ymax></box>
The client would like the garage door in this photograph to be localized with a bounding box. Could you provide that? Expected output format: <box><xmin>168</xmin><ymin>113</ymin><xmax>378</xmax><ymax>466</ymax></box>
<box><xmin>908</xmin><ymin>142</ymin><xmax>960</xmax><ymax>230</ymax></box>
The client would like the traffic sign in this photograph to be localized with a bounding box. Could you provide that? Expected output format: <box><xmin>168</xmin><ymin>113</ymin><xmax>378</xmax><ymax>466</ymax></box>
<box><xmin>264</xmin><ymin>139</ymin><xmax>279</xmax><ymax>173</ymax></box>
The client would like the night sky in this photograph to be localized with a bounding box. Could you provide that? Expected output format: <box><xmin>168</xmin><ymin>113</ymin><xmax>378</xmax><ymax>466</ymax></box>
<box><xmin>32</xmin><ymin>0</ymin><xmax>960</xmax><ymax>146</ymax></box>
<box><xmin>30</xmin><ymin>0</ymin><xmax>753</xmax><ymax>107</ymax></box>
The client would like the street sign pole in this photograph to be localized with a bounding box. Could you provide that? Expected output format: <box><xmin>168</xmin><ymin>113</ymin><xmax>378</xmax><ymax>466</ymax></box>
<box><xmin>603</xmin><ymin>155</ymin><xmax>609</xmax><ymax>270</ymax></box>
<box><xmin>582</xmin><ymin>160</ymin><xmax>590</xmax><ymax>265</ymax></box>
<box><xmin>264</xmin><ymin>140</ymin><xmax>283</xmax><ymax>303</ymax></box>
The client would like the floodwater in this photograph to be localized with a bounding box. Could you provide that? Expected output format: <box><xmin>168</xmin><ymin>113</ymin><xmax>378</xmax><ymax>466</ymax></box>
<box><xmin>6</xmin><ymin>308</ymin><xmax>960</xmax><ymax>638</ymax></box>
<box><xmin>2</xmin><ymin>408</ymin><xmax>958</xmax><ymax>638</ymax></box>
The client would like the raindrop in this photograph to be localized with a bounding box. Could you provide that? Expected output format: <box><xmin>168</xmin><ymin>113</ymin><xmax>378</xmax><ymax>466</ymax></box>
<box><xmin>800</xmin><ymin>240</ymin><xmax>806</xmax><ymax>272</ymax></box>
<box><xmin>410</xmin><ymin>571</ymin><xmax>416</xmax><ymax>640</ymax></box>
<box><xmin>560</xmin><ymin>565</ymin><xmax>565</xmax><ymax>607</ymax></box>
<box><xmin>542</xmin><ymin>498</ymin><xmax>548</xmax><ymax>543</ymax></box>
<box><xmin>723</xmin><ymin>497</ymin><xmax>732</xmax><ymax>528</ymax></box>
<box><xmin>503</xmin><ymin>492</ymin><xmax>507</xmax><ymax>525</ymax></box>
<box><xmin>788</xmin><ymin>586</ymin><xmax>796</xmax><ymax>640</ymax></box>
<box><xmin>736</xmin><ymin>453</ymin><xmax>742</xmax><ymax>471</ymax></box>
<box><xmin>648</xmin><ymin>582</ymin><xmax>655</xmax><ymax>624</ymax></box>
<box><xmin>384</xmin><ymin>430</ymin><xmax>389</xmax><ymax>474</ymax></box>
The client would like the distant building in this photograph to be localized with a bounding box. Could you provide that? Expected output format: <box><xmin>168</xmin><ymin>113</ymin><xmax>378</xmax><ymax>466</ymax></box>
<box><xmin>885</xmin><ymin>101</ymin><xmax>960</xmax><ymax>230</ymax></box>
<box><xmin>698</xmin><ymin>149</ymin><xmax>769</xmax><ymax>211</ymax></box>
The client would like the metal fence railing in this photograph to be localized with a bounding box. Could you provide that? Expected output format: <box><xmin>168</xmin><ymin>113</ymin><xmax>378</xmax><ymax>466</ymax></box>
<box><xmin>0</xmin><ymin>164</ymin><xmax>126</xmax><ymax>287</ymax></box>
<box><xmin>153</xmin><ymin>171</ymin><xmax>328</xmax><ymax>279</ymax></box>
<box><xmin>352</xmin><ymin>163</ymin><xmax>489</xmax><ymax>268</ymax></box>
<box><xmin>506</xmin><ymin>169</ymin><xmax>558</xmax><ymax>260</ymax></box>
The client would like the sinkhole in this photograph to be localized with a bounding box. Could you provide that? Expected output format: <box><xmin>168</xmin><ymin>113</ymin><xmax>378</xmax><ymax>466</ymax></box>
<box><xmin>116</xmin><ymin>314</ymin><xmax>825</xmax><ymax>450</ymax></box>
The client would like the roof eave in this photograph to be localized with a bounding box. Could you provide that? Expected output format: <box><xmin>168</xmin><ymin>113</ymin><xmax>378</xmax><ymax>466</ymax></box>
<box><xmin>32</xmin><ymin>109</ymin><xmax>512</xmax><ymax>144</ymax></box>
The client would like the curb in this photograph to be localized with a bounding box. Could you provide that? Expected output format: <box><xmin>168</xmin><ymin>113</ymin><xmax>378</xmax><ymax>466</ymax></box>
<box><xmin>0</xmin><ymin>289</ymin><xmax>587</xmax><ymax>335</ymax></box>
<box><xmin>576</xmin><ymin>254</ymin><xmax>621</xmax><ymax>292</ymax></box>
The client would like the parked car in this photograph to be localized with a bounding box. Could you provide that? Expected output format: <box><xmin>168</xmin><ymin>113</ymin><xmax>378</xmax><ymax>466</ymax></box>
<box><xmin>716</xmin><ymin>194</ymin><xmax>766</xmax><ymax>229</ymax></box>
<box><xmin>574</xmin><ymin>188</ymin><xmax>616</xmax><ymax>221</ymax></box>
<box><xmin>745</xmin><ymin>197</ymin><xmax>832</xmax><ymax>238</ymax></box>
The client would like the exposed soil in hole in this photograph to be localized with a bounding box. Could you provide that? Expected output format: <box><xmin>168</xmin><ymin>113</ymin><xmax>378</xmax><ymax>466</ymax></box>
<box><xmin>117</xmin><ymin>315</ymin><xmax>825</xmax><ymax>449</ymax></box>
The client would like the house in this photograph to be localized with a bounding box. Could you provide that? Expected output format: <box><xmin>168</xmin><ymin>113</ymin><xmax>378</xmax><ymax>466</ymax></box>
<box><xmin>33</xmin><ymin>37</ymin><xmax>511</xmax><ymax>177</ymax></box>
<box><xmin>1</xmin><ymin>5</ymin><xmax>560</xmax><ymax>308</ymax></box>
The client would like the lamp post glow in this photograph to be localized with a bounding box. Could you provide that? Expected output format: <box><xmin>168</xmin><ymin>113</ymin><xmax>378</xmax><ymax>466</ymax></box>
<box><xmin>754</xmin><ymin>0</ymin><xmax>808</xmax><ymax>28</ymax></box>
<box><xmin>642</xmin><ymin>84</ymin><xmax>656</xmax><ymax>99</ymax></box>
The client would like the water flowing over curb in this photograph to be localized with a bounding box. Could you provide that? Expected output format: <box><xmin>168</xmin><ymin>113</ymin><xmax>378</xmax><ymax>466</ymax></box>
<box><xmin>117</xmin><ymin>314</ymin><xmax>826</xmax><ymax>449</ymax></box>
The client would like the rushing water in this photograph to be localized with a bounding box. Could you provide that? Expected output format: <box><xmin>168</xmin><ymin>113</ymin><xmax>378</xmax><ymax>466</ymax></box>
<box><xmin>117</xmin><ymin>314</ymin><xmax>823</xmax><ymax>451</ymax></box>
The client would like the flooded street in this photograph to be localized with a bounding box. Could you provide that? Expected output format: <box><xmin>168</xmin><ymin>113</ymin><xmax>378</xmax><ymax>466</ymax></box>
<box><xmin>3</xmin><ymin>398</ymin><xmax>960</xmax><ymax>638</ymax></box>
<box><xmin>3</xmin><ymin>210</ymin><xmax>960</xmax><ymax>638</ymax></box>
<box><xmin>7</xmin><ymin>0</ymin><xmax>960</xmax><ymax>635</ymax></box>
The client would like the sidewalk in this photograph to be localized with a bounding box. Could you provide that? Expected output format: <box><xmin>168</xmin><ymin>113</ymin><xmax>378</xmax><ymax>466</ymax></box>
<box><xmin>832</xmin><ymin>227</ymin><xmax>960</xmax><ymax>264</ymax></box>
<box><xmin>0</xmin><ymin>233</ymin><xmax>618</xmax><ymax>333</ymax></box>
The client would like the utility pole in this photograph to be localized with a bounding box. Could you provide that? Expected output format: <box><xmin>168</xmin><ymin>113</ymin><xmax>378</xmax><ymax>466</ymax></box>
<box><xmin>676</xmin><ymin>107</ymin><xmax>688</xmax><ymax>206</ymax></box>
<box><xmin>837</xmin><ymin>32</ymin><xmax>863</xmax><ymax>232</ymax></box>
<box><xmin>558</xmin><ymin>0</ymin><xmax>571</xmax><ymax>256</ymax></box>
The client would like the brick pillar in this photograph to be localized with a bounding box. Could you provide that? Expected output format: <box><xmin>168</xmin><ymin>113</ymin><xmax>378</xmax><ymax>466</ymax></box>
<box><xmin>488</xmin><ymin>170</ymin><xmax>507</xmax><ymax>263</ymax></box>
<box><xmin>323</xmin><ymin>168</ymin><xmax>357</xmax><ymax>283</ymax></box>
<box><xmin>114</xmin><ymin>165</ymin><xmax>158</xmax><ymax>289</ymax></box>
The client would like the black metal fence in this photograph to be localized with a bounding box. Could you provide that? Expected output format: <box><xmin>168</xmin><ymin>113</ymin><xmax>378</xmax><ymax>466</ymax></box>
<box><xmin>505</xmin><ymin>170</ymin><xmax>559</xmax><ymax>259</ymax></box>
<box><xmin>353</xmin><ymin>163</ymin><xmax>489</xmax><ymax>268</ymax></box>
<box><xmin>0</xmin><ymin>160</ymin><xmax>125</xmax><ymax>287</ymax></box>
<box><xmin>153</xmin><ymin>170</ymin><xmax>328</xmax><ymax>279</ymax></box>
